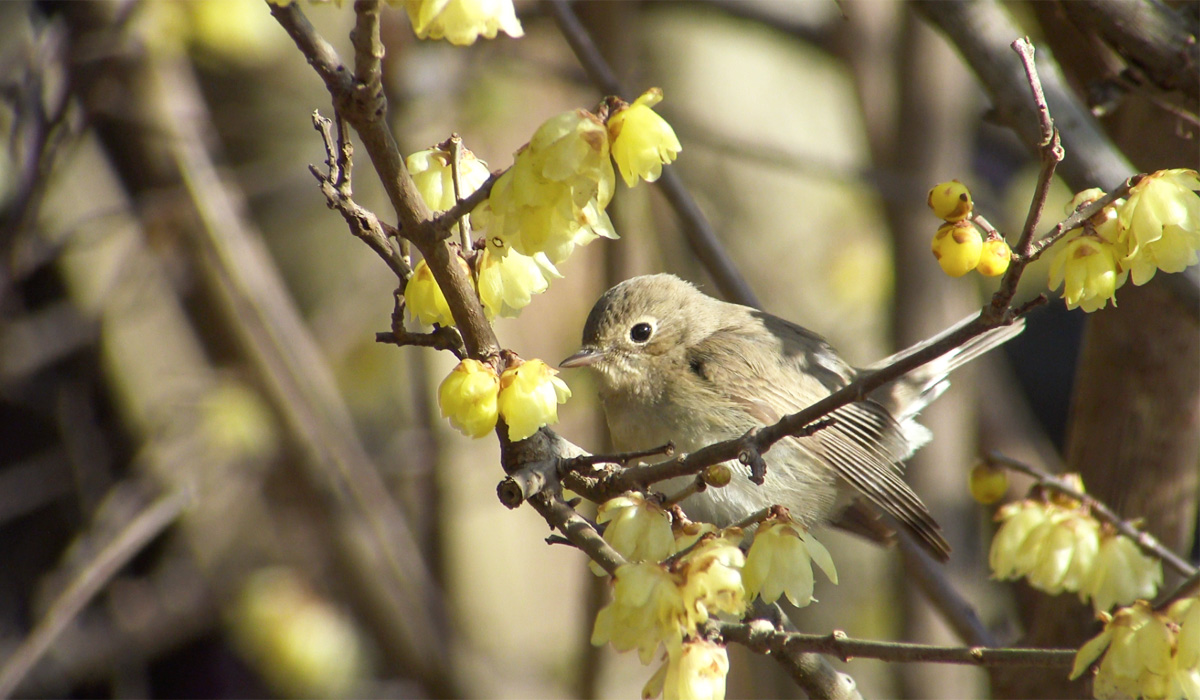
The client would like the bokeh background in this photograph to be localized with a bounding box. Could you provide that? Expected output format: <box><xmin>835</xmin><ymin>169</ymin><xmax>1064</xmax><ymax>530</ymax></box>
<box><xmin>0</xmin><ymin>0</ymin><xmax>1196</xmax><ymax>698</ymax></box>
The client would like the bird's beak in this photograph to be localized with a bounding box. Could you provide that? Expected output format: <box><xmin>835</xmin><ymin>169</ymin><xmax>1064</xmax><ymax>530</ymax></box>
<box><xmin>560</xmin><ymin>347</ymin><xmax>604</xmax><ymax>369</ymax></box>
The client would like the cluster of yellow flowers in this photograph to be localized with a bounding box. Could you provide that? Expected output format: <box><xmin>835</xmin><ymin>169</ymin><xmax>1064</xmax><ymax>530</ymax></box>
<box><xmin>1072</xmin><ymin>599</ymin><xmax>1200</xmax><ymax>699</ymax></box>
<box><xmin>927</xmin><ymin>180</ymin><xmax>1012</xmax><ymax>277</ymax></box>
<box><xmin>438</xmin><ymin>358</ymin><xmax>570</xmax><ymax>441</ymax></box>
<box><xmin>588</xmin><ymin>502</ymin><xmax>836</xmax><ymax>699</ymax></box>
<box><xmin>404</xmin><ymin>91</ymin><xmax>680</xmax><ymax>327</ymax></box>
<box><xmin>989</xmin><ymin>479</ymin><xmax>1162</xmax><ymax>612</ymax></box>
<box><xmin>1051</xmin><ymin>169</ymin><xmax>1200</xmax><ymax>312</ymax></box>
<box><xmin>592</xmin><ymin>533</ymin><xmax>745</xmax><ymax>662</ymax></box>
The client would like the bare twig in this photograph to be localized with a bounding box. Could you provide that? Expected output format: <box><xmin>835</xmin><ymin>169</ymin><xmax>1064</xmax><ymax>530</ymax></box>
<box><xmin>309</xmin><ymin>111</ymin><xmax>411</xmax><ymax>281</ymax></box>
<box><xmin>985</xmin><ymin>453</ymin><xmax>1197</xmax><ymax>578</ymax></box>
<box><xmin>0</xmin><ymin>489</ymin><xmax>189</xmax><ymax>698</ymax></box>
<box><xmin>714</xmin><ymin>620</ymin><xmax>1077</xmax><ymax>668</ymax></box>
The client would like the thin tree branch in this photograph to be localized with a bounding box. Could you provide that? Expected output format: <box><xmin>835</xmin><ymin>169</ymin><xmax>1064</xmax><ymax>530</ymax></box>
<box><xmin>714</xmin><ymin>620</ymin><xmax>1077</xmax><ymax>668</ymax></box>
<box><xmin>0</xmin><ymin>488</ymin><xmax>189</xmax><ymax>699</ymax></box>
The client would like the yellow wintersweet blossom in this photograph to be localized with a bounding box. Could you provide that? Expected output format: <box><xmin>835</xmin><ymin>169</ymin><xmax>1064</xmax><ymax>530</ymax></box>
<box><xmin>677</xmin><ymin>533</ymin><xmax>746</xmax><ymax>632</ymax></box>
<box><xmin>481</xmin><ymin>110</ymin><xmax>617</xmax><ymax>264</ymax></box>
<box><xmin>1048</xmin><ymin>212</ymin><xmax>1127</xmax><ymax>313</ymax></box>
<box><xmin>476</xmin><ymin>242</ymin><xmax>556</xmax><ymax>319</ymax></box>
<box><xmin>643</xmin><ymin>639</ymin><xmax>730</xmax><ymax>700</ymax></box>
<box><xmin>1071</xmin><ymin>600</ymin><xmax>1200</xmax><ymax>699</ymax></box>
<box><xmin>496</xmin><ymin>359</ymin><xmax>571</xmax><ymax>441</ymax></box>
<box><xmin>591</xmin><ymin>495</ymin><xmax>676</xmax><ymax>576</ymax></box>
<box><xmin>608</xmin><ymin>88</ymin><xmax>682</xmax><ymax>187</ymax></box>
<box><xmin>742</xmin><ymin>518</ymin><xmax>837</xmax><ymax>608</ymax></box>
<box><xmin>1081</xmin><ymin>529</ymin><xmax>1162</xmax><ymax>612</ymax></box>
<box><xmin>1116</xmin><ymin>168</ymin><xmax>1200</xmax><ymax>285</ymax></box>
<box><xmin>402</xmin><ymin>0</ymin><xmax>523</xmax><ymax>46</ymax></box>
<box><xmin>989</xmin><ymin>498</ymin><xmax>1100</xmax><ymax>598</ymax></box>
<box><xmin>404</xmin><ymin>259</ymin><xmax>456</xmax><ymax>327</ymax></box>
<box><xmin>931</xmin><ymin>220</ymin><xmax>983</xmax><ymax>277</ymax></box>
<box><xmin>927</xmin><ymin>180</ymin><xmax>974</xmax><ymax>222</ymax></box>
<box><xmin>232</xmin><ymin>568</ymin><xmax>368</xmax><ymax>698</ymax></box>
<box><xmin>407</xmin><ymin>146</ymin><xmax>492</xmax><ymax>217</ymax></box>
<box><xmin>437</xmin><ymin>359</ymin><xmax>500</xmax><ymax>438</ymax></box>
<box><xmin>592</xmin><ymin>562</ymin><xmax>688</xmax><ymax>664</ymax></box>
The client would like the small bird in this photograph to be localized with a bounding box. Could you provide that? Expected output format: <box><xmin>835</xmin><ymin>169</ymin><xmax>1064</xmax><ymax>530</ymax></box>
<box><xmin>560</xmin><ymin>274</ymin><xmax>1023</xmax><ymax>561</ymax></box>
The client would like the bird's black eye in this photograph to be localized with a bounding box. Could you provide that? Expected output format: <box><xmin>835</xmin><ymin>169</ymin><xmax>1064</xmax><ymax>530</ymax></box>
<box><xmin>630</xmin><ymin>322</ymin><xmax>653</xmax><ymax>343</ymax></box>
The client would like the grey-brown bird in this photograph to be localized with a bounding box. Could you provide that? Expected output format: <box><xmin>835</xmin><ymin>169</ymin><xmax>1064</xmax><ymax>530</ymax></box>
<box><xmin>561</xmin><ymin>274</ymin><xmax>1023</xmax><ymax>561</ymax></box>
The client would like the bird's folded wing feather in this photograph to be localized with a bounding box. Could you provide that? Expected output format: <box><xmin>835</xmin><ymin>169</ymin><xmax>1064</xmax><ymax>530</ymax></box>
<box><xmin>688</xmin><ymin>317</ymin><xmax>951</xmax><ymax>560</ymax></box>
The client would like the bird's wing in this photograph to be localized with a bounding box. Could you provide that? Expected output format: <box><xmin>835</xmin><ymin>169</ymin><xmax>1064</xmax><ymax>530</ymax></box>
<box><xmin>687</xmin><ymin>316</ymin><xmax>951</xmax><ymax>561</ymax></box>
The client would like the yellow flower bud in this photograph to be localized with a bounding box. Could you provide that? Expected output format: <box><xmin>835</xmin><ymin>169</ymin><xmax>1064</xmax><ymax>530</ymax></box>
<box><xmin>608</xmin><ymin>88</ymin><xmax>682</xmax><ymax>187</ymax></box>
<box><xmin>742</xmin><ymin>518</ymin><xmax>837</xmax><ymax>608</ymax></box>
<box><xmin>968</xmin><ymin>462</ymin><xmax>1008</xmax><ymax>504</ymax></box>
<box><xmin>931</xmin><ymin>221</ymin><xmax>983</xmax><ymax>276</ymax></box>
<box><xmin>976</xmin><ymin>238</ymin><xmax>1012</xmax><ymax>277</ymax></box>
<box><xmin>927</xmin><ymin>180</ymin><xmax>973</xmax><ymax>222</ymax></box>
<box><xmin>702</xmin><ymin>464</ymin><xmax>732</xmax><ymax>488</ymax></box>
<box><xmin>497</xmin><ymin>359</ymin><xmax>571</xmax><ymax>441</ymax></box>
<box><xmin>437</xmin><ymin>359</ymin><xmax>500</xmax><ymax>438</ymax></box>
<box><xmin>402</xmin><ymin>0</ymin><xmax>523</xmax><ymax>46</ymax></box>
<box><xmin>404</xmin><ymin>259</ymin><xmax>456</xmax><ymax>327</ymax></box>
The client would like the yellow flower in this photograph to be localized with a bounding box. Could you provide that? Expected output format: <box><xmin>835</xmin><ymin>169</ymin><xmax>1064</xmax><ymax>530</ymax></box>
<box><xmin>590</xmin><ymin>495</ymin><xmax>676</xmax><ymax>576</ymax></box>
<box><xmin>643</xmin><ymin>639</ymin><xmax>730</xmax><ymax>700</ymax></box>
<box><xmin>1117</xmin><ymin>168</ymin><xmax>1200</xmax><ymax>285</ymax></box>
<box><xmin>592</xmin><ymin>562</ymin><xmax>687</xmax><ymax>664</ymax></box>
<box><xmin>1082</xmin><ymin>530</ymin><xmax>1162</xmax><ymax>612</ymax></box>
<box><xmin>496</xmin><ymin>359</ymin><xmax>571</xmax><ymax>441</ymax></box>
<box><xmin>406</xmin><ymin>146</ymin><xmax>492</xmax><ymax>215</ymax></box>
<box><xmin>927</xmin><ymin>180</ymin><xmax>973</xmax><ymax>222</ymax></box>
<box><xmin>476</xmin><ymin>242</ymin><xmax>554</xmax><ymax>319</ymax></box>
<box><xmin>1071</xmin><ymin>601</ymin><xmax>1200</xmax><ymax>699</ymax></box>
<box><xmin>404</xmin><ymin>258</ymin><xmax>459</xmax><ymax>327</ymax></box>
<box><xmin>677</xmin><ymin>533</ymin><xmax>746</xmax><ymax>632</ymax></box>
<box><xmin>968</xmin><ymin>462</ymin><xmax>1009</xmax><ymax>505</ymax></box>
<box><xmin>976</xmin><ymin>238</ymin><xmax>1012</xmax><ymax>277</ymax></box>
<box><xmin>482</xmin><ymin>110</ymin><xmax>617</xmax><ymax>264</ymax></box>
<box><xmin>931</xmin><ymin>220</ymin><xmax>983</xmax><ymax>277</ymax></box>
<box><xmin>232</xmin><ymin>568</ymin><xmax>367</xmax><ymax>699</ymax></box>
<box><xmin>742</xmin><ymin>518</ymin><xmax>837</xmax><ymax>608</ymax></box>
<box><xmin>989</xmin><ymin>499</ymin><xmax>1100</xmax><ymax>596</ymax></box>
<box><xmin>608</xmin><ymin>88</ymin><xmax>682</xmax><ymax>187</ymax></box>
<box><xmin>437</xmin><ymin>359</ymin><xmax>500</xmax><ymax>438</ymax></box>
<box><xmin>1048</xmin><ymin>232</ymin><xmax>1127</xmax><ymax>313</ymax></box>
<box><xmin>402</xmin><ymin>0</ymin><xmax>523</xmax><ymax>46</ymax></box>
